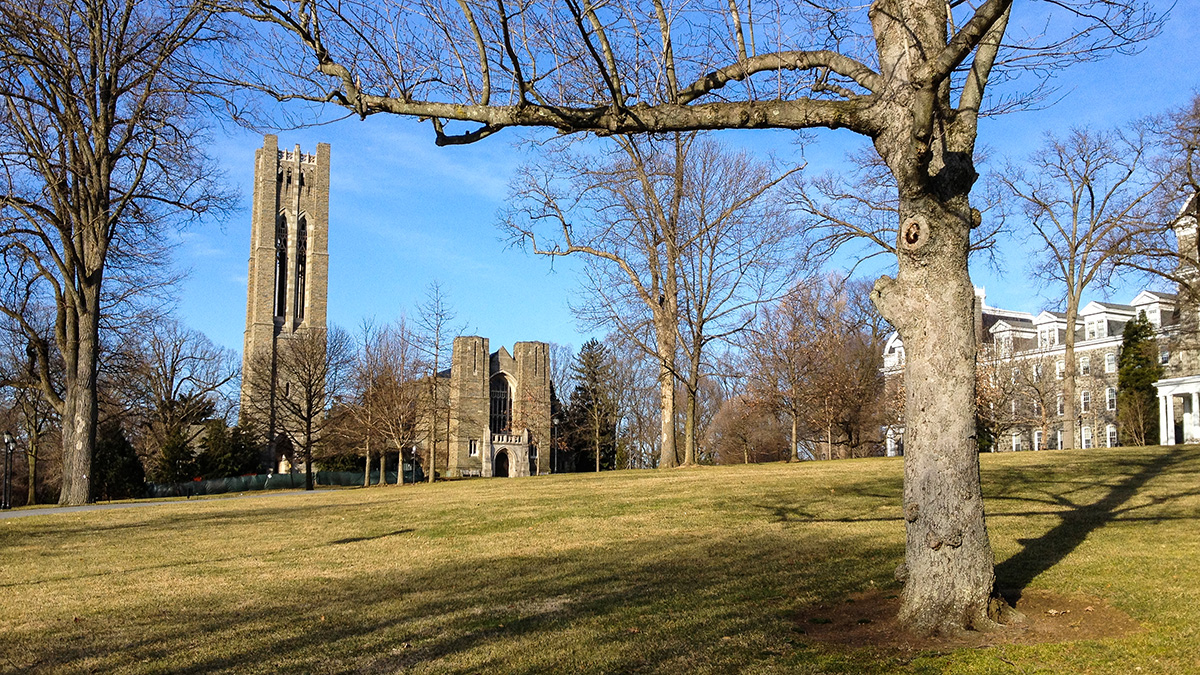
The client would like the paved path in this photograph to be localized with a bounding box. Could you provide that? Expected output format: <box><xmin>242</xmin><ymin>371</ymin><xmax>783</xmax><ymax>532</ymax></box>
<box><xmin>0</xmin><ymin>489</ymin><xmax>335</xmax><ymax>520</ymax></box>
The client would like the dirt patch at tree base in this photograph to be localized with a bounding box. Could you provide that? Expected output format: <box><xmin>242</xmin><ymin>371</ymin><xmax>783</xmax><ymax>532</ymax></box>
<box><xmin>792</xmin><ymin>588</ymin><xmax>1140</xmax><ymax>651</ymax></box>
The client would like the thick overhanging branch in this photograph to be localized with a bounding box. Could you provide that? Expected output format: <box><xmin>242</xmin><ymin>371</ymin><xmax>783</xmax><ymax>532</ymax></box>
<box><xmin>363</xmin><ymin>96</ymin><xmax>881</xmax><ymax>138</ymax></box>
<box><xmin>677</xmin><ymin>50</ymin><xmax>882</xmax><ymax>104</ymax></box>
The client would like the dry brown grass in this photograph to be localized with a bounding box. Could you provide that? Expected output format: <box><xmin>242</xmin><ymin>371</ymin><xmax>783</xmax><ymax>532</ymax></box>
<box><xmin>1</xmin><ymin>446</ymin><xmax>1198</xmax><ymax>673</ymax></box>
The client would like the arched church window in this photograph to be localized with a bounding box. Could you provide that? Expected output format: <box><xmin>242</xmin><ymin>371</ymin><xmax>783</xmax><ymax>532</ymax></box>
<box><xmin>274</xmin><ymin>214</ymin><xmax>288</xmax><ymax>318</ymax></box>
<box><xmin>294</xmin><ymin>216</ymin><xmax>307</xmax><ymax>322</ymax></box>
<box><xmin>490</xmin><ymin>374</ymin><xmax>512</xmax><ymax>433</ymax></box>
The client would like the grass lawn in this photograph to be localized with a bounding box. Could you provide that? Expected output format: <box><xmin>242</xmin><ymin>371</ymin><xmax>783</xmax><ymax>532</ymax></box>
<box><xmin>2</xmin><ymin>446</ymin><xmax>1199</xmax><ymax>674</ymax></box>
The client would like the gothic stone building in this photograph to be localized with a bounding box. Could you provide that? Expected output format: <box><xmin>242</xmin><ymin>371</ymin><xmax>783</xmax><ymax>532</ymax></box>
<box><xmin>417</xmin><ymin>337</ymin><xmax>553</xmax><ymax>478</ymax></box>
<box><xmin>882</xmin><ymin>195</ymin><xmax>1200</xmax><ymax>455</ymax></box>
<box><xmin>239</xmin><ymin>136</ymin><xmax>331</xmax><ymax>469</ymax></box>
<box><xmin>237</xmin><ymin>136</ymin><xmax>552</xmax><ymax>477</ymax></box>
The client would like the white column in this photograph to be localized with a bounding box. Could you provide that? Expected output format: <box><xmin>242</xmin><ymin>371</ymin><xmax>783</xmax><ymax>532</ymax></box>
<box><xmin>1167</xmin><ymin>394</ymin><xmax>1177</xmax><ymax>446</ymax></box>
<box><xmin>1191</xmin><ymin>392</ymin><xmax>1200</xmax><ymax>443</ymax></box>
<box><xmin>1160</xmin><ymin>393</ymin><xmax>1169</xmax><ymax>446</ymax></box>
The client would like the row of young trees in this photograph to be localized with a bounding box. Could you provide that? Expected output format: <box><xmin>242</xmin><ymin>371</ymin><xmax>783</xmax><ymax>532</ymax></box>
<box><xmin>551</xmin><ymin>273</ymin><xmax>893</xmax><ymax>472</ymax></box>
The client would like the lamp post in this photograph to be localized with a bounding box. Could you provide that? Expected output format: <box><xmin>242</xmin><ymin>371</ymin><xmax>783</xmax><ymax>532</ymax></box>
<box><xmin>2</xmin><ymin>431</ymin><xmax>14</xmax><ymax>510</ymax></box>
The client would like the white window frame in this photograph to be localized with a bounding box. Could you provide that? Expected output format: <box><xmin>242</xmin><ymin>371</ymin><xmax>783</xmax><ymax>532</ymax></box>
<box><xmin>1081</xmin><ymin>390</ymin><xmax>1091</xmax><ymax>414</ymax></box>
<box><xmin>1161</xmin><ymin>348</ymin><xmax>1170</xmax><ymax>365</ymax></box>
<box><xmin>1034</xmin><ymin>430</ymin><xmax>1043</xmax><ymax>452</ymax></box>
<box><xmin>1080</xmin><ymin>357</ymin><xmax>1090</xmax><ymax>376</ymax></box>
<box><xmin>1056</xmin><ymin>360</ymin><xmax>1065</xmax><ymax>380</ymax></box>
<box><xmin>468</xmin><ymin>439</ymin><xmax>480</xmax><ymax>457</ymax></box>
<box><xmin>1012</xmin><ymin>433</ymin><xmax>1021</xmax><ymax>452</ymax></box>
<box><xmin>1107</xmin><ymin>387</ymin><xmax>1117</xmax><ymax>411</ymax></box>
<box><xmin>1106</xmin><ymin>352</ymin><xmax>1117</xmax><ymax>373</ymax></box>
<box><xmin>1057</xmin><ymin>394</ymin><xmax>1064</xmax><ymax>416</ymax></box>
<box><xmin>1107</xmin><ymin>424</ymin><xmax>1118</xmax><ymax>448</ymax></box>
<box><xmin>1082</xmin><ymin>426</ymin><xmax>1093</xmax><ymax>449</ymax></box>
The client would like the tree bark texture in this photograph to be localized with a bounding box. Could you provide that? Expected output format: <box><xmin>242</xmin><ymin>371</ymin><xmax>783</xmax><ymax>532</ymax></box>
<box><xmin>655</xmin><ymin>326</ymin><xmax>678</xmax><ymax>468</ymax></box>
<box><xmin>58</xmin><ymin>291</ymin><xmax>101</xmax><ymax>505</ymax></box>
<box><xmin>874</xmin><ymin>199</ymin><xmax>995</xmax><ymax>635</ymax></box>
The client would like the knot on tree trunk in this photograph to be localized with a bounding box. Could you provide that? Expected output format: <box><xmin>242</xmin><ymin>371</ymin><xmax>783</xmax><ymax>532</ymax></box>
<box><xmin>904</xmin><ymin>502</ymin><xmax>919</xmax><ymax>522</ymax></box>
<box><xmin>925</xmin><ymin>529</ymin><xmax>964</xmax><ymax>550</ymax></box>
<box><xmin>900</xmin><ymin>215</ymin><xmax>929</xmax><ymax>252</ymax></box>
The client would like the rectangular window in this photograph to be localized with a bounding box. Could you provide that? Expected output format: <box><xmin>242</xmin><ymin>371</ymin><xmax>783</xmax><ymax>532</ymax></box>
<box><xmin>1081</xmin><ymin>390</ymin><xmax>1091</xmax><ymax>413</ymax></box>
<box><xmin>468</xmin><ymin>439</ymin><xmax>480</xmax><ymax>457</ymax></box>
<box><xmin>1106</xmin><ymin>352</ymin><xmax>1117</xmax><ymax>373</ymax></box>
<box><xmin>1107</xmin><ymin>424</ymin><xmax>1118</xmax><ymax>448</ymax></box>
<box><xmin>1035</xmin><ymin>364</ymin><xmax>1044</xmax><ymax>379</ymax></box>
<box><xmin>1012</xmin><ymin>433</ymin><xmax>1021</xmax><ymax>452</ymax></box>
<box><xmin>1057</xmin><ymin>429</ymin><xmax>1063</xmax><ymax>449</ymax></box>
<box><xmin>1080</xmin><ymin>357</ymin><xmax>1090</xmax><ymax>376</ymax></box>
<box><xmin>1086</xmin><ymin>321</ymin><xmax>1097</xmax><ymax>340</ymax></box>
<box><xmin>1033</xmin><ymin>399</ymin><xmax>1042</xmax><ymax>415</ymax></box>
<box><xmin>1056</xmin><ymin>360</ymin><xmax>1065</xmax><ymax>380</ymax></box>
<box><xmin>1057</xmin><ymin>394</ymin><xmax>1064</xmax><ymax>416</ymax></box>
<box><xmin>1107</xmin><ymin>387</ymin><xmax>1117</xmax><ymax>411</ymax></box>
<box><xmin>1161</xmin><ymin>348</ymin><xmax>1170</xmax><ymax>365</ymax></box>
<box><xmin>1034</xmin><ymin>430</ymin><xmax>1043</xmax><ymax>452</ymax></box>
<box><xmin>1082</xmin><ymin>426</ymin><xmax>1093</xmax><ymax>449</ymax></box>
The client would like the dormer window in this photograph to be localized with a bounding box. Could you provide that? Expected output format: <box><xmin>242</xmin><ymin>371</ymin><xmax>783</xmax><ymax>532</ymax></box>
<box><xmin>1038</xmin><ymin>327</ymin><xmax>1057</xmax><ymax>348</ymax></box>
<box><xmin>1085</xmin><ymin>318</ymin><xmax>1106</xmax><ymax>340</ymax></box>
<box><xmin>1147</xmin><ymin>308</ymin><xmax>1160</xmax><ymax>327</ymax></box>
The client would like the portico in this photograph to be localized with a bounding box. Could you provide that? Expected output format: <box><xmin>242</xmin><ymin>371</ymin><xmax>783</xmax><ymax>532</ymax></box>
<box><xmin>1154</xmin><ymin>375</ymin><xmax>1200</xmax><ymax>445</ymax></box>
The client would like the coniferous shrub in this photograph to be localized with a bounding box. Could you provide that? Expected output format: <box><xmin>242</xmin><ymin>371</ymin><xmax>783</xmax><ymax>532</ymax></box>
<box><xmin>92</xmin><ymin>421</ymin><xmax>146</xmax><ymax>501</ymax></box>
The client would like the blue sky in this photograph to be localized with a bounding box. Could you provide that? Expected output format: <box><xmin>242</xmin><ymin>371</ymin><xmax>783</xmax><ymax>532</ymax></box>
<box><xmin>174</xmin><ymin>5</ymin><xmax>1200</xmax><ymax>356</ymax></box>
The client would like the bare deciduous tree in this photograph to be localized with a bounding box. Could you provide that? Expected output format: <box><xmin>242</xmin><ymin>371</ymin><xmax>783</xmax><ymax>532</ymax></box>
<box><xmin>244</xmin><ymin>326</ymin><xmax>354</xmax><ymax>490</ymax></box>
<box><xmin>0</xmin><ymin>0</ymin><xmax>232</xmax><ymax>504</ymax></box>
<box><xmin>505</xmin><ymin>133</ymin><xmax>799</xmax><ymax>467</ymax></box>
<box><xmin>998</xmin><ymin>125</ymin><xmax>1163</xmax><ymax>450</ymax></box>
<box><xmin>350</xmin><ymin>317</ymin><xmax>425</xmax><ymax>485</ymax></box>
<box><xmin>416</xmin><ymin>282</ymin><xmax>461</xmax><ymax>482</ymax></box>
<box><xmin>745</xmin><ymin>275</ymin><xmax>888</xmax><ymax>461</ymax></box>
<box><xmin>233</xmin><ymin>0</ymin><xmax>1162</xmax><ymax>635</ymax></box>
<box><xmin>115</xmin><ymin>320</ymin><xmax>239</xmax><ymax>457</ymax></box>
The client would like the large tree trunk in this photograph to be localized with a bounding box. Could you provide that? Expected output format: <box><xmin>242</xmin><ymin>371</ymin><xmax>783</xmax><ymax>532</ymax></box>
<box><xmin>1061</xmin><ymin>301</ymin><xmax>1079</xmax><ymax>450</ymax></box>
<box><xmin>364</xmin><ymin>439</ymin><xmax>371</xmax><ymax>487</ymax></box>
<box><xmin>304</xmin><ymin>417</ymin><xmax>314</xmax><ymax>491</ymax></box>
<box><xmin>58</xmin><ymin>291</ymin><xmax>101</xmax><ymax>506</ymax></box>
<box><xmin>683</xmin><ymin>389</ymin><xmax>698</xmax><ymax>466</ymax></box>
<box><xmin>874</xmin><ymin>201</ymin><xmax>998</xmax><ymax>636</ymax></box>
<box><xmin>654</xmin><ymin>321</ymin><xmax>678</xmax><ymax>468</ymax></box>
<box><xmin>788</xmin><ymin>413</ymin><xmax>797</xmax><ymax>463</ymax></box>
<box><xmin>379</xmin><ymin>449</ymin><xmax>386</xmax><ymax>485</ymax></box>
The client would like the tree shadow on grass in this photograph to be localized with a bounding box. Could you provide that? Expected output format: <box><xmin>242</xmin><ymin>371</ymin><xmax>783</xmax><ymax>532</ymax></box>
<box><xmin>1</xmin><ymin>528</ymin><xmax>905</xmax><ymax>674</ymax></box>
<box><xmin>993</xmin><ymin>447</ymin><xmax>1200</xmax><ymax>601</ymax></box>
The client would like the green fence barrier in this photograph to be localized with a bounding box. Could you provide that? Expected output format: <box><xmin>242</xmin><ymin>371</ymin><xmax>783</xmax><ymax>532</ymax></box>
<box><xmin>146</xmin><ymin>463</ymin><xmax>424</xmax><ymax>498</ymax></box>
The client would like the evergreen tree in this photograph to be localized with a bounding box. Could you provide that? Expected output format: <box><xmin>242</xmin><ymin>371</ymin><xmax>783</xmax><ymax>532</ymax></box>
<box><xmin>196</xmin><ymin>423</ymin><xmax>264</xmax><ymax>479</ymax></box>
<box><xmin>153</xmin><ymin>427</ymin><xmax>197</xmax><ymax>484</ymax></box>
<box><xmin>1117</xmin><ymin>313</ymin><xmax>1163</xmax><ymax>446</ymax></box>
<box><xmin>92</xmin><ymin>421</ymin><xmax>146</xmax><ymax>501</ymax></box>
<box><xmin>563</xmin><ymin>339</ymin><xmax>618</xmax><ymax>472</ymax></box>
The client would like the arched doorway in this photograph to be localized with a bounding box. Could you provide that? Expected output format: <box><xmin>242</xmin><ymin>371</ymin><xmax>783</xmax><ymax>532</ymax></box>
<box><xmin>494</xmin><ymin>450</ymin><xmax>510</xmax><ymax>478</ymax></box>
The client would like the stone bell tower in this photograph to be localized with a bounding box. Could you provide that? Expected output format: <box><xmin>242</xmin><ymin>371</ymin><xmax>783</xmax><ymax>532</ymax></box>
<box><xmin>239</xmin><ymin>135</ymin><xmax>330</xmax><ymax>429</ymax></box>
